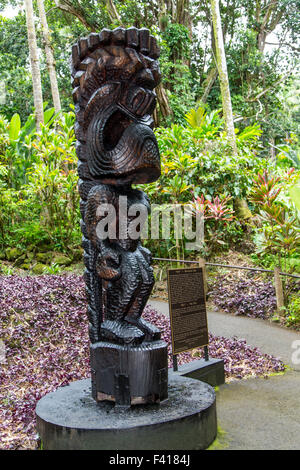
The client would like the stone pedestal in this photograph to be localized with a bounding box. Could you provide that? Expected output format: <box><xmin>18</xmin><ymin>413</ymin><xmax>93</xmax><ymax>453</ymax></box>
<box><xmin>90</xmin><ymin>340</ymin><xmax>168</xmax><ymax>407</ymax></box>
<box><xmin>36</xmin><ymin>374</ymin><xmax>217</xmax><ymax>450</ymax></box>
<box><xmin>176</xmin><ymin>358</ymin><xmax>225</xmax><ymax>387</ymax></box>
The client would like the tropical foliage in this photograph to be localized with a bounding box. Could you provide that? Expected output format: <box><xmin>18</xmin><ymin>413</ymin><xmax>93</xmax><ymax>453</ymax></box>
<box><xmin>0</xmin><ymin>1</ymin><xmax>299</xmax><ymax>326</ymax></box>
<box><xmin>0</xmin><ymin>108</ymin><xmax>80</xmax><ymax>252</ymax></box>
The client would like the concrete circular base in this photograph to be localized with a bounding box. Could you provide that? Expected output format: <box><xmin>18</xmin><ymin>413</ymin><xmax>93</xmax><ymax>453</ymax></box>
<box><xmin>36</xmin><ymin>373</ymin><xmax>217</xmax><ymax>450</ymax></box>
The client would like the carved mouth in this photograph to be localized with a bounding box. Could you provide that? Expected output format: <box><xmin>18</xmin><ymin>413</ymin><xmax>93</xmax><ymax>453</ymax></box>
<box><xmin>88</xmin><ymin>106</ymin><xmax>160</xmax><ymax>182</ymax></box>
<box><xmin>103</xmin><ymin>109</ymin><xmax>134</xmax><ymax>151</ymax></box>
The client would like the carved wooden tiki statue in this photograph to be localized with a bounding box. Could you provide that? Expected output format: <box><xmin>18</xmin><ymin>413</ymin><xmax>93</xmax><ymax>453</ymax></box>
<box><xmin>71</xmin><ymin>27</ymin><xmax>168</xmax><ymax>407</ymax></box>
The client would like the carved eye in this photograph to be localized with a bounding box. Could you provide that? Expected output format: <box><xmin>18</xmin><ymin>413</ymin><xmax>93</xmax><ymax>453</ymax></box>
<box><xmin>126</xmin><ymin>87</ymin><xmax>156</xmax><ymax>117</ymax></box>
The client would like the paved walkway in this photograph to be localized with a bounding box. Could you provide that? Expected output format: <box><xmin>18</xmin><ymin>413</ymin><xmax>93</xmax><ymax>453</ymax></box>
<box><xmin>148</xmin><ymin>299</ymin><xmax>300</xmax><ymax>450</ymax></box>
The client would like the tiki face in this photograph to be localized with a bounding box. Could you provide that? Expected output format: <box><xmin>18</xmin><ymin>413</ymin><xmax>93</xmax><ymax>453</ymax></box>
<box><xmin>72</xmin><ymin>29</ymin><xmax>162</xmax><ymax>185</ymax></box>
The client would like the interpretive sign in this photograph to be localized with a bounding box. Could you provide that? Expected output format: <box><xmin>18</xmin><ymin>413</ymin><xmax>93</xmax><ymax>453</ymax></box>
<box><xmin>167</xmin><ymin>267</ymin><xmax>209</xmax><ymax>355</ymax></box>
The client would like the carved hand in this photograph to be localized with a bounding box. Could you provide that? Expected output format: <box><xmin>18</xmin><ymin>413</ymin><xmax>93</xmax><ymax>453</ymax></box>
<box><xmin>96</xmin><ymin>250</ymin><xmax>121</xmax><ymax>281</ymax></box>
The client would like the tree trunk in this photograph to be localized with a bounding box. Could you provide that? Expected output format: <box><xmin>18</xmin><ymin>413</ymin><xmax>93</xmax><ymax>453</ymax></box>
<box><xmin>200</xmin><ymin>67</ymin><xmax>217</xmax><ymax>104</ymax></box>
<box><xmin>257</xmin><ymin>30</ymin><xmax>267</xmax><ymax>53</ymax></box>
<box><xmin>106</xmin><ymin>0</ymin><xmax>121</xmax><ymax>23</ymax></box>
<box><xmin>274</xmin><ymin>266</ymin><xmax>285</xmax><ymax>311</ymax></box>
<box><xmin>255</xmin><ymin>2</ymin><xmax>285</xmax><ymax>54</ymax></box>
<box><xmin>24</xmin><ymin>0</ymin><xmax>44</xmax><ymax>131</ymax></box>
<box><xmin>37</xmin><ymin>0</ymin><xmax>61</xmax><ymax>114</ymax></box>
<box><xmin>176</xmin><ymin>0</ymin><xmax>192</xmax><ymax>35</ymax></box>
<box><xmin>156</xmin><ymin>82</ymin><xmax>173</xmax><ymax>121</ymax></box>
<box><xmin>158</xmin><ymin>0</ymin><xmax>168</xmax><ymax>31</ymax></box>
<box><xmin>269</xmin><ymin>137</ymin><xmax>276</xmax><ymax>162</ymax></box>
<box><xmin>211</xmin><ymin>0</ymin><xmax>237</xmax><ymax>154</ymax></box>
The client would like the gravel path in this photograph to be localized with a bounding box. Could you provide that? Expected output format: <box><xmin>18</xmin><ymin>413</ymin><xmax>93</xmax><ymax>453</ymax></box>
<box><xmin>148</xmin><ymin>299</ymin><xmax>300</xmax><ymax>450</ymax></box>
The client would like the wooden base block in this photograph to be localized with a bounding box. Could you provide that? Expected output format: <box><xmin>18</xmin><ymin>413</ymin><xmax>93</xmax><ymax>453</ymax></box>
<box><xmin>90</xmin><ymin>340</ymin><xmax>168</xmax><ymax>407</ymax></box>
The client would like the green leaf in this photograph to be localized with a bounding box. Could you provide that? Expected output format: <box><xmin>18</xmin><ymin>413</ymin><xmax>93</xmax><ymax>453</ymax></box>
<box><xmin>21</xmin><ymin>114</ymin><xmax>36</xmax><ymax>137</ymax></box>
<box><xmin>44</xmin><ymin>108</ymin><xmax>55</xmax><ymax>125</ymax></box>
<box><xmin>289</xmin><ymin>185</ymin><xmax>300</xmax><ymax>211</ymax></box>
<box><xmin>9</xmin><ymin>113</ymin><xmax>21</xmax><ymax>141</ymax></box>
<box><xmin>185</xmin><ymin>106</ymin><xmax>206</xmax><ymax>128</ymax></box>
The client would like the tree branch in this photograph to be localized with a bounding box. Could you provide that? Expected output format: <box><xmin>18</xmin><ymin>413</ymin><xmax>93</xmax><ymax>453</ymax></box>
<box><xmin>265</xmin><ymin>41</ymin><xmax>300</xmax><ymax>52</ymax></box>
<box><xmin>246</xmin><ymin>73</ymin><xmax>290</xmax><ymax>102</ymax></box>
<box><xmin>54</xmin><ymin>0</ymin><xmax>99</xmax><ymax>31</ymax></box>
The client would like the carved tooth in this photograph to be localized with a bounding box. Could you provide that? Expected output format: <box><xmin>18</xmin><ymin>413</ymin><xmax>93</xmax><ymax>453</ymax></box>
<box><xmin>99</xmin><ymin>28</ymin><xmax>111</xmax><ymax>45</ymax></box>
<box><xmin>88</xmin><ymin>32</ymin><xmax>100</xmax><ymax>50</ymax></box>
<box><xmin>74</xmin><ymin>104</ymin><xmax>84</xmax><ymax>124</ymax></box>
<box><xmin>71</xmin><ymin>43</ymin><xmax>80</xmax><ymax>69</ymax></box>
<box><xmin>149</xmin><ymin>35</ymin><xmax>160</xmax><ymax>59</ymax></box>
<box><xmin>71</xmin><ymin>66</ymin><xmax>77</xmax><ymax>79</ymax></box>
<box><xmin>84</xmin><ymin>59</ymin><xmax>97</xmax><ymax>81</ymax></box>
<box><xmin>79</xmin><ymin>37</ymin><xmax>89</xmax><ymax>59</ymax></box>
<box><xmin>111</xmin><ymin>27</ymin><xmax>126</xmax><ymax>45</ymax></box>
<box><xmin>81</xmin><ymin>76</ymin><xmax>99</xmax><ymax>100</ymax></box>
<box><xmin>139</xmin><ymin>28</ymin><xmax>150</xmax><ymax>55</ymax></box>
<box><xmin>79</xmin><ymin>71</ymin><xmax>87</xmax><ymax>90</ymax></box>
<box><xmin>126</xmin><ymin>27</ymin><xmax>139</xmax><ymax>48</ymax></box>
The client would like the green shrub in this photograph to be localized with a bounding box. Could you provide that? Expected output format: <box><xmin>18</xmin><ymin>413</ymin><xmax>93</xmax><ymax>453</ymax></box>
<box><xmin>285</xmin><ymin>295</ymin><xmax>300</xmax><ymax>327</ymax></box>
<box><xmin>154</xmin><ymin>120</ymin><xmax>268</xmax><ymax>203</ymax></box>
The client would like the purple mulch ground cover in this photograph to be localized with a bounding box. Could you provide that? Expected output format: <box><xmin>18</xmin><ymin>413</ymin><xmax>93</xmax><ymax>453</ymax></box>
<box><xmin>0</xmin><ymin>275</ymin><xmax>285</xmax><ymax>449</ymax></box>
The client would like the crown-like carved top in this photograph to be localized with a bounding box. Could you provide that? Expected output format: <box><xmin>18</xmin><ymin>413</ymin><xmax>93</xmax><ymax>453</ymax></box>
<box><xmin>72</xmin><ymin>27</ymin><xmax>160</xmax><ymax>69</ymax></box>
<box><xmin>71</xmin><ymin>27</ymin><xmax>161</xmax><ymax>107</ymax></box>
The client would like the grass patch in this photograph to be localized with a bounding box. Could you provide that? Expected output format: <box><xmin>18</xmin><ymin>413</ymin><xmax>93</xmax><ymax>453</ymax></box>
<box><xmin>207</xmin><ymin>426</ymin><xmax>228</xmax><ymax>450</ymax></box>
